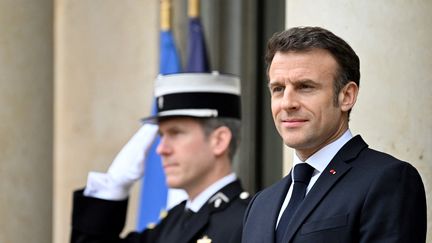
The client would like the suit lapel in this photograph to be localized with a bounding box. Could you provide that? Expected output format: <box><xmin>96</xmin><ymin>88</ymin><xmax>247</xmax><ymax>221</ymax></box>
<box><xmin>282</xmin><ymin>159</ymin><xmax>351</xmax><ymax>242</ymax></box>
<box><xmin>244</xmin><ymin>173</ymin><xmax>292</xmax><ymax>242</ymax></box>
<box><xmin>282</xmin><ymin>135</ymin><xmax>368</xmax><ymax>242</ymax></box>
<box><xmin>269</xmin><ymin>175</ymin><xmax>293</xmax><ymax>242</ymax></box>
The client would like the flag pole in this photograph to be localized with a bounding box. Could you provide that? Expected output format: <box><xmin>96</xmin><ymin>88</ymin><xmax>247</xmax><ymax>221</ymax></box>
<box><xmin>188</xmin><ymin>0</ymin><xmax>200</xmax><ymax>18</ymax></box>
<box><xmin>160</xmin><ymin>0</ymin><xmax>172</xmax><ymax>31</ymax></box>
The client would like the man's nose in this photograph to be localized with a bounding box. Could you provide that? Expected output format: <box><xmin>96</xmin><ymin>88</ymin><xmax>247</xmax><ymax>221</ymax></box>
<box><xmin>156</xmin><ymin>137</ymin><xmax>170</xmax><ymax>155</ymax></box>
<box><xmin>280</xmin><ymin>88</ymin><xmax>300</xmax><ymax>110</ymax></box>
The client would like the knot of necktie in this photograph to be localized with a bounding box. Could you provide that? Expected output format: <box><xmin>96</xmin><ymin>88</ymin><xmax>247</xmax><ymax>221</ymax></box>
<box><xmin>293</xmin><ymin>163</ymin><xmax>315</xmax><ymax>184</ymax></box>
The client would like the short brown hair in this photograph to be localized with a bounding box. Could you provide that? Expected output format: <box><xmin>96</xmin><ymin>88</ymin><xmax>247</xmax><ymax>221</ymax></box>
<box><xmin>266</xmin><ymin>26</ymin><xmax>360</xmax><ymax>108</ymax></box>
<box><xmin>197</xmin><ymin>117</ymin><xmax>241</xmax><ymax>161</ymax></box>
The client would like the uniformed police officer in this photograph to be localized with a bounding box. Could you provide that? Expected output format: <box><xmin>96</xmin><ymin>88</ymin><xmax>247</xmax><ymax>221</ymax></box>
<box><xmin>71</xmin><ymin>72</ymin><xmax>250</xmax><ymax>243</ymax></box>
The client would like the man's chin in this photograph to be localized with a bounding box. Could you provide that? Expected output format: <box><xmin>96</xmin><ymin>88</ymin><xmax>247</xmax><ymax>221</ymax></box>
<box><xmin>282</xmin><ymin>136</ymin><xmax>307</xmax><ymax>149</ymax></box>
<box><xmin>166</xmin><ymin>180</ymin><xmax>183</xmax><ymax>189</ymax></box>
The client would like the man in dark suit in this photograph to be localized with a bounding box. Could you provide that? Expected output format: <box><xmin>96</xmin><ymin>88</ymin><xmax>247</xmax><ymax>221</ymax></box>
<box><xmin>242</xmin><ymin>27</ymin><xmax>427</xmax><ymax>243</ymax></box>
<box><xmin>71</xmin><ymin>72</ymin><xmax>250</xmax><ymax>243</ymax></box>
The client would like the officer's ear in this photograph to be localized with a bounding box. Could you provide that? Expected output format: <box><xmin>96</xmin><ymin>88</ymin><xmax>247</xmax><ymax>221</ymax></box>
<box><xmin>210</xmin><ymin>126</ymin><xmax>232</xmax><ymax>157</ymax></box>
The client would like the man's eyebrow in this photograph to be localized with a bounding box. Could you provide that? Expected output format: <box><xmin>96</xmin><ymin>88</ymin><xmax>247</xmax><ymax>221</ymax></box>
<box><xmin>293</xmin><ymin>78</ymin><xmax>315</xmax><ymax>83</ymax></box>
<box><xmin>292</xmin><ymin>79</ymin><xmax>320</xmax><ymax>85</ymax></box>
<box><xmin>268</xmin><ymin>79</ymin><xmax>283</xmax><ymax>86</ymax></box>
<box><xmin>268</xmin><ymin>79</ymin><xmax>317</xmax><ymax>84</ymax></box>
<box><xmin>165</xmin><ymin>125</ymin><xmax>183</xmax><ymax>133</ymax></box>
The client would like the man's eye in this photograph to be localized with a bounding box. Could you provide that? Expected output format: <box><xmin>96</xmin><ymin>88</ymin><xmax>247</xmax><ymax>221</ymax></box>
<box><xmin>299</xmin><ymin>84</ymin><xmax>313</xmax><ymax>90</ymax></box>
<box><xmin>170</xmin><ymin>129</ymin><xmax>184</xmax><ymax>136</ymax></box>
<box><xmin>271</xmin><ymin>86</ymin><xmax>284</xmax><ymax>94</ymax></box>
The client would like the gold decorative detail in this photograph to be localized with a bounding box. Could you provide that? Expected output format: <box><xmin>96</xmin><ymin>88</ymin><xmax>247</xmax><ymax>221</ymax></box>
<box><xmin>160</xmin><ymin>0</ymin><xmax>172</xmax><ymax>31</ymax></box>
<box><xmin>146</xmin><ymin>222</ymin><xmax>156</xmax><ymax>229</ymax></box>
<box><xmin>197</xmin><ymin>235</ymin><xmax>212</xmax><ymax>243</ymax></box>
<box><xmin>159</xmin><ymin>209</ymin><xmax>168</xmax><ymax>219</ymax></box>
<box><xmin>188</xmin><ymin>0</ymin><xmax>200</xmax><ymax>18</ymax></box>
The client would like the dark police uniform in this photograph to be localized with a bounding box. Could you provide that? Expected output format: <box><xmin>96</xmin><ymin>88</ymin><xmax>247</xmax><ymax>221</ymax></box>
<box><xmin>71</xmin><ymin>180</ymin><xmax>250</xmax><ymax>243</ymax></box>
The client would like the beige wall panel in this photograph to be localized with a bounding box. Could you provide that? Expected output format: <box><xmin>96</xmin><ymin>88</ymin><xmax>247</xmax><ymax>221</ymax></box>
<box><xmin>54</xmin><ymin>1</ymin><xmax>158</xmax><ymax>242</ymax></box>
<box><xmin>283</xmin><ymin>0</ymin><xmax>432</xmax><ymax>240</ymax></box>
<box><xmin>0</xmin><ymin>1</ymin><xmax>53</xmax><ymax>243</ymax></box>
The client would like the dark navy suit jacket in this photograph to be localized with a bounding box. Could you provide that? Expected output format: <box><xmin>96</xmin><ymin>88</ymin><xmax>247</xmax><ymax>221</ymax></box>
<box><xmin>242</xmin><ymin>136</ymin><xmax>426</xmax><ymax>243</ymax></box>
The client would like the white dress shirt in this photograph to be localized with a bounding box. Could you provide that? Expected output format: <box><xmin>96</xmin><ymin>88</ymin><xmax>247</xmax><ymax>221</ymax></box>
<box><xmin>276</xmin><ymin>129</ymin><xmax>353</xmax><ymax>227</ymax></box>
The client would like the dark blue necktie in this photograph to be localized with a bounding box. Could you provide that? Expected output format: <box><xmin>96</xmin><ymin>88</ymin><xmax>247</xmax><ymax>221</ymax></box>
<box><xmin>276</xmin><ymin>163</ymin><xmax>314</xmax><ymax>242</ymax></box>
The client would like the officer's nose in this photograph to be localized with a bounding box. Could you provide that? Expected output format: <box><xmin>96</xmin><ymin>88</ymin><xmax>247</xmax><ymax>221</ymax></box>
<box><xmin>156</xmin><ymin>136</ymin><xmax>171</xmax><ymax>155</ymax></box>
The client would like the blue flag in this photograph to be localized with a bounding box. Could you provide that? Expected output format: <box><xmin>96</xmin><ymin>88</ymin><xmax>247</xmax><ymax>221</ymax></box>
<box><xmin>137</xmin><ymin>30</ymin><xmax>182</xmax><ymax>231</ymax></box>
<box><xmin>159</xmin><ymin>31</ymin><xmax>183</xmax><ymax>75</ymax></box>
<box><xmin>186</xmin><ymin>17</ymin><xmax>210</xmax><ymax>72</ymax></box>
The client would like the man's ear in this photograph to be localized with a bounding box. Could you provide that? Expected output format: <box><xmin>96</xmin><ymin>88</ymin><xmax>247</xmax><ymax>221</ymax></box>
<box><xmin>210</xmin><ymin>126</ymin><xmax>232</xmax><ymax>156</ymax></box>
<box><xmin>339</xmin><ymin>81</ymin><xmax>359</xmax><ymax>112</ymax></box>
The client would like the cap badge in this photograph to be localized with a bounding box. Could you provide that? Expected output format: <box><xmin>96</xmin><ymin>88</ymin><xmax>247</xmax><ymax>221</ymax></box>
<box><xmin>158</xmin><ymin>96</ymin><xmax>164</xmax><ymax>109</ymax></box>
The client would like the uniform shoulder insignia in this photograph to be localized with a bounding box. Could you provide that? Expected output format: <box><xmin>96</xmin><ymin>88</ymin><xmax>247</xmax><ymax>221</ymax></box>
<box><xmin>209</xmin><ymin>192</ymin><xmax>229</xmax><ymax>208</ymax></box>
<box><xmin>239</xmin><ymin>191</ymin><xmax>250</xmax><ymax>200</ymax></box>
<box><xmin>159</xmin><ymin>209</ymin><xmax>168</xmax><ymax>220</ymax></box>
<box><xmin>146</xmin><ymin>209</ymin><xmax>169</xmax><ymax>230</ymax></box>
<box><xmin>146</xmin><ymin>222</ymin><xmax>157</xmax><ymax>229</ymax></box>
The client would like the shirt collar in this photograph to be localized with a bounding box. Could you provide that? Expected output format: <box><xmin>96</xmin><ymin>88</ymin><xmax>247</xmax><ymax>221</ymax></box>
<box><xmin>185</xmin><ymin>173</ymin><xmax>237</xmax><ymax>213</ymax></box>
<box><xmin>293</xmin><ymin>129</ymin><xmax>353</xmax><ymax>173</ymax></box>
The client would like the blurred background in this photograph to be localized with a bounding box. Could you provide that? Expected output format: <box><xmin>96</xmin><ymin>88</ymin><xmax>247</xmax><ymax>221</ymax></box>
<box><xmin>0</xmin><ymin>0</ymin><xmax>430</xmax><ymax>242</ymax></box>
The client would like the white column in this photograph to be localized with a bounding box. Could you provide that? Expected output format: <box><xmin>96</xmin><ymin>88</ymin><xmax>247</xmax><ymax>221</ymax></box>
<box><xmin>0</xmin><ymin>1</ymin><xmax>53</xmax><ymax>243</ymax></box>
<box><xmin>54</xmin><ymin>0</ymin><xmax>158</xmax><ymax>242</ymax></box>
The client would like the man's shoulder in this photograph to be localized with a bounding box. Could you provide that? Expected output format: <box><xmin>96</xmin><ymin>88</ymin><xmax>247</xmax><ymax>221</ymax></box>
<box><xmin>342</xmin><ymin>135</ymin><xmax>410</xmax><ymax>166</ymax></box>
<box><xmin>342</xmin><ymin>136</ymin><xmax>422</xmax><ymax>180</ymax></box>
<box><xmin>245</xmin><ymin>176</ymin><xmax>288</xmax><ymax>209</ymax></box>
<box><xmin>355</xmin><ymin>142</ymin><xmax>410</xmax><ymax>167</ymax></box>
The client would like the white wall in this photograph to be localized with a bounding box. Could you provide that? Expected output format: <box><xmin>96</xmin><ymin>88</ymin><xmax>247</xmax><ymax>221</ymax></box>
<box><xmin>283</xmin><ymin>1</ymin><xmax>432</xmax><ymax>241</ymax></box>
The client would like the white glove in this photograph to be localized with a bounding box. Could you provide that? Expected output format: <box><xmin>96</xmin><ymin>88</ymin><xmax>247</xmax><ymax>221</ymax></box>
<box><xmin>84</xmin><ymin>124</ymin><xmax>159</xmax><ymax>200</ymax></box>
<box><xmin>107</xmin><ymin>124</ymin><xmax>159</xmax><ymax>186</ymax></box>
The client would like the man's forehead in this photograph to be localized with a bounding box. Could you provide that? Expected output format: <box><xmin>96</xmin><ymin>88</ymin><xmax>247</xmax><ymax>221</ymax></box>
<box><xmin>268</xmin><ymin>51</ymin><xmax>338</xmax><ymax>82</ymax></box>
